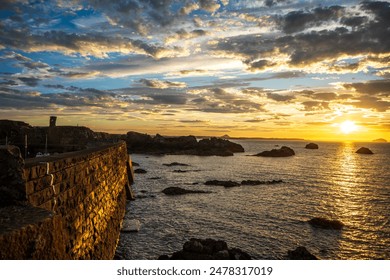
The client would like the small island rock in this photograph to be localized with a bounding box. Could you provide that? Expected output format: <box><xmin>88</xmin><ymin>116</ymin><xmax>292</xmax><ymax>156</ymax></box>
<box><xmin>287</xmin><ymin>246</ymin><xmax>318</xmax><ymax>260</ymax></box>
<box><xmin>308</xmin><ymin>217</ymin><xmax>344</xmax><ymax>230</ymax></box>
<box><xmin>305</xmin><ymin>143</ymin><xmax>319</xmax><ymax>149</ymax></box>
<box><xmin>134</xmin><ymin>168</ymin><xmax>147</xmax><ymax>174</ymax></box>
<box><xmin>162</xmin><ymin>187</ymin><xmax>211</xmax><ymax>195</ymax></box>
<box><xmin>205</xmin><ymin>180</ymin><xmax>240</xmax><ymax>188</ymax></box>
<box><xmin>255</xmin><ymin>146</ymin><xmax>295</xmax><ymax>157</ymax></box>
<box><xmin>356</xmin><ymin>147</ymin><xmax>373</xmax><ymax>154</ymax></box>
<box><xmin>158</xmin><ymin>238</ymin><xmax>252</xmax><ymax>260</ymax></box>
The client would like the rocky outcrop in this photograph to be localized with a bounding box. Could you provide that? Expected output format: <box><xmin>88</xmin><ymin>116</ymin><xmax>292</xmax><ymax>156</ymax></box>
<box><xmin>163</xmin><ymin>162</ymin><xmax>190</xmax><ymax>167</ymax></box>
<box><xmin>305</xmin><ymin>143</ymin><xmax>319</xmax><ymax>149</ymax></box>
<box><xmin>162</xmin><ymin>187</ymin><xmax>211</xmax><ymax>195</ymax></box>
<box><xmin>205</xmin><ymin>180</ymin><xmax>240</xmax><ymax>188</ymax></box>
<box><xmin>356</xmin><ymin>147</ymin><xmax>373</xmax><ymax>154</ymax></box>
<box><xmin>158</xmin><ymin>238</ymin><xmax>252</xmax><ymax>260</ymax></box>
<box><xmin>254</xmin><ymin>146</ymin><xmax>295</xmax><ymax>157</ymax></box>
<box><xmin>134</xmin><ymin>168</ymin><xmax>147</xmax><ymax>174</ymax></box>
<box><xmin>308</xmin><ymin>217</ymin><xmax>344</xmax><ymax>230</ymax></box>
<box><xmin>287</xmin><ymin>246</ymin><xmax>318</xmax><ymax>260</ymax></box>
<box><xmin>126</xmin><ymin>131</ymin><xmax>244</xmax><ymax>156</ymax></box>
<box><xmin>241</xmin><ymin>179</ymin><xmax>283</xmax><ymax>185</ymax></box>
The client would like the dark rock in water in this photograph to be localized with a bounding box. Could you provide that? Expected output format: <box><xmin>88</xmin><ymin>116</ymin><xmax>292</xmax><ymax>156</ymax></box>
<box><xmin>159</xmin><ymin>238</ymin><xmax>252</xmax><ymax>260</ymax></box>
<box><xmin>308</xmin><ymin>217</ymin><xmax>344</xmax><ymax>230</ymax></box>
<box><xmin>126</xmin><ymin>131</ymin><xmax>244</xmax><ymax>156</ymax></box>
<box><xmin>149</xmin><ymin>177</ymin><xmax>161</xmax><ymax>180</ymax></box>
<box><xmin>254</xmin><ymin>146</ymin><xmax>295</xmax><ymax>157</ymax></box>
<box><xmin>305</xmin><ymin>143</ymin><xmax>319</xmax><ymax>149</ymax></box>
<box><xmin>205</xmin><ymin>180</ymin><xmax>240</xmax><ymax>188</ymax></box>
<box><xmin>163</xmin><ymin>162</ymin><xmax>190</xmax><ymax>167</ymax></box>
<box><xmin>131</xmin><ymin>161</ymin><xmax>140</xmax><ymax>166</ymax></box>
<box><xmin>134</xmin><ymin>168</ymin><xmax>147</xmax><ymax>174</ymax></box>
<box><xmin>241</xmin><ymin>179</ymin><xmax>283</xmax><ymax>185</ymax></box>
<box><xmin>287</xmin><ymin>246</ymin><xmax>318</xmax><ymax>260</ymax></box>
<box><xmin>356</xmin><ymin>147</ymin><xmax>373</xmax><ymax>154</ymax></box>
<box><xmin>162</xmin><ymin>187</ymin><xmax>211</xmax><ymax>196</ymax></box>
<box><xmin>173</xmin><ymin>170</ymin><xmax>189</xmax><ymax>173</ymax></box>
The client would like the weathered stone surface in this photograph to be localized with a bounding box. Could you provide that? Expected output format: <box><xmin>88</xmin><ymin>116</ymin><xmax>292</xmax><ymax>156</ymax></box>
<box><xmin>287</xmin><ymin>246</ymin><xmax>318</xmax><ymax>260</ymax></box>
<box><xmin>162</xmin><ymin>187</ymin><xmax>211</xmax><ymax>195</ymax></box>
<box><xmin>308</xmin><ymin>217</ymin><xmax>344</xmax><ymax>230</ymax></box>
<box><xmin>159</xmin><ymin>238</ymin><xmax>252</xmax><ymax>260</ymax></box>
<box><xmin>254</xmin><ymin>146</ymin><xmax>295</xmax><ymax>157</ymax></box>
<box><xmin>0</xmin><ymin>141</ymin><xmax>132</xmax><ymax>260</ymax></box>
<box><xmin>205</xmin><ymin>180</ymin><xmax>240</xmax><ymax>188</ymax></box>
<box><xmin>0</xmin><ymin>145</ymin><xmax>26</xmax><ymax>206</ymax></box>
<box><xmin>356</xmin><ymin>147</ymin><xmax>373</xmax><ymax>154</ymax></box>
<box><xmin>126</xmin><ymin>131</ymin><xmax>244</xmax><ymax>156</ymax></box>
<box><xmin>305</xmin><ymin>143</ymin><xmax>319</xmax><ymax>149</ymax></box>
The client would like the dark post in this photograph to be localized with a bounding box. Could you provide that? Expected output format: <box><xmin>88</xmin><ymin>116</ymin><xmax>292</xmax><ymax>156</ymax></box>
<box><xmin>50</xmin><ymin>116</ymin><xmax>57</xmax><ymax>127</ymax></box>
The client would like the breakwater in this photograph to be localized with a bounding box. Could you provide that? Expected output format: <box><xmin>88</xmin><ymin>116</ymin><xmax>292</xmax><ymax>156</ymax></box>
<box><xmin>0</xmin><ymin>141</ymin><xmax>134</xmax><ymax>259</ymax></box>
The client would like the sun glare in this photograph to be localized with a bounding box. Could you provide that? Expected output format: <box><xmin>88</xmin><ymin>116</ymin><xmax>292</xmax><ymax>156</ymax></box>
<box><xmin>340</xmin><ymin>120</ymin><xmax>358</xmax><ymax>134</ymax></box>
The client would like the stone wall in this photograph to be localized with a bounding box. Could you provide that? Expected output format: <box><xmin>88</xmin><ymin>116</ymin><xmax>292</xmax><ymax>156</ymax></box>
<box><xmin>0</xmin><ymin>141</ymin><xmax>134</xmax><ymax>259</ymax></box>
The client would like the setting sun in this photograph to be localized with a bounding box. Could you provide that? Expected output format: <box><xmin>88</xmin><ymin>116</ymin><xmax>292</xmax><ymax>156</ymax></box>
<box><xmin>340</xmin><ymin>120</ymin><xmax>358</xmax><ymax>134</ymax></box>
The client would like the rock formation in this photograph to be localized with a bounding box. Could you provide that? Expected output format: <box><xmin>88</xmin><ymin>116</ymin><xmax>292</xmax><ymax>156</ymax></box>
<box><xmin>126</xmin><ymin>131</ymin><xmax>244</xmax><ymax>156</ymax></box>
<box><xmin>134</xmin><ymin>168</ymin><xmax>147</xmax><ymax>174</ymax></box>
<box><xmin>308</xmin><ymin>217</ymin><xmax>344</xmax><ymax>230</ymax></box>
<box><xmin>205</xmin><ymin>180</ymin><xmax>240</xmax><ymax>188</ymax></box>
<box><xmin>158</xmin><ymin>238</ymin><xmax>252</xmax><ymax>260</ymax></box>
<box><xmin>162</xmin><ymin>187</ymin><xmax>211</xmax><ymax>196</ymax></box>
<box><xmin>287</xmin><ymin>246</ymin><xmax>318</xmax><ymax>260</ymax></box>
<box><xmin>254</xmin><ymin>146</ymin><xmax>295</xmax><ymax>157</ymax></box>
<box><xmin>241</xmin><ymin>179</ymin><xmax>283</xmax><ymax>185</ymax></box>
<box><xmin>356</xmin><ymin>147</ymin><xmax>373</xmax><ymax>154</ymax></box>
<box><xmin>305</xmin><ymin>143</ymin><xmax>319</xmax><ymax>149</ymax></box>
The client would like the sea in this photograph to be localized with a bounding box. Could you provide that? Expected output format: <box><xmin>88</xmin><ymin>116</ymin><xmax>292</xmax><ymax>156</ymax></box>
<box><xmin>115</xmin><ymin>140</ymin><xmax>390</xmax><ymax>260</ymax></box>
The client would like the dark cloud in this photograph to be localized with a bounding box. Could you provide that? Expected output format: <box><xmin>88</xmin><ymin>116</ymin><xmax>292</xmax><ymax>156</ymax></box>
<box><xmin>343</xmin><ymin>79</ymin><xmax>390</xmax><ymax>97</ymax></box>
<box><xmin>301</xmin><ymin>101</ymin><xmax>330</xmax><ymax>111</ymax></box>
<box><xmin>18</xmin><ymin>77</ymin><xmax>41</xmax><ymax>87</ymax></box>
<box><xmin>266</xmin><ymin>92</ymin><xmax>295</xmax><ymax>102</ymax></box>
<box><xmin>211</xmin><ymin>1</ymin><xmax>390</xmax><ymax>70</ymax></box>
<box><xmin>282</xmin><ymin>6</ymin><xmax>345</xmax><ymax>34</ymax></box>
<box><xmin>0</xmin><ymin>26</ymin><xmax>178</xmax><ymax>58</ymax></box>
<box><xmin>138</xmin><ymin>78</ymin><xmax>186</xmax><ymax>88</ymax></box>
<box><xmin>264</xmin><ymin>0</ymin><xmax>289</xmax><ymax>7</ymax></box>
<box><xmin>351</xmin><ymin>94</ymin><xmax>390</xmax><ymax>112</ymax></box>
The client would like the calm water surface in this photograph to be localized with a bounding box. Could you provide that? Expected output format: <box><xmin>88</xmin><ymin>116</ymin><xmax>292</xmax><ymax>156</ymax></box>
<box><xmin>116</xmin><ymin>140</ymin><xmax>390</xmax><ymax>260</ymax></box>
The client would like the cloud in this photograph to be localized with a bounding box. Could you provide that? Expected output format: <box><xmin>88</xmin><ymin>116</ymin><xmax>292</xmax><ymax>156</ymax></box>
<box><xmin>17</xmin><ymin>77</ymin><xmax>41</xmax><ymax>87</ymax></box>
<box><xmin>165</xmin><ymin>29</ymin><xmax>208</xmax><ymax>43</ymax></box>
<box><xmin>281</xmin><ymin>6</ymin><xmax>345</xmax><ymax>34</ymax></box>
<box><xmin>301</xmin><ymin>101</ymin><xmax>330</xmax><ymax>111</ymax></box>
<box><xmin>0</xmin><ymin>27</ymin><xmax>180</xmax><ymax>59</ymax></box>
<box><xmin>342</xmin><ymin>79</ymin><xmax>390</xmax><ymax>97</ymax></box>
<box><xmin>199</xmin><ymin>0</ymin><xmax>220</xmax><ymax>13</ymax></box>
<box><xmin>350</xmin><ymin>94</ymin><xmax>390</xmax><ymax>112</ymax></box>
<box><xmin>210</xmin><ymin>1</ymin><xmax>390</xmax><ymax>72</ymax></box>
<box><xmin>266</xmin><ymin>92</ymin><xmax>295</xmax><ymax>102</ymax></box>
<box><xmin>138</xmin><ymin>78</ymin><xmax>187</xmax><ymax>89</ymax></box>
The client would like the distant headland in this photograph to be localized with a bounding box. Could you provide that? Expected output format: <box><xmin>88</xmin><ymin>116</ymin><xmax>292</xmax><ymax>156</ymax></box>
<box><xmin>372</xmin><ymin>138</ymin><xmax>387</xmax><ymax>143</ymax></box>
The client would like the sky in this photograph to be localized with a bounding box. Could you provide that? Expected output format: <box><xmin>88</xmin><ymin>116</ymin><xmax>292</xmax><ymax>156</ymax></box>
<box><xmin>0</xmin><ymin>0</ymin><xmax>389</xmax><ymax>141</ymax></box>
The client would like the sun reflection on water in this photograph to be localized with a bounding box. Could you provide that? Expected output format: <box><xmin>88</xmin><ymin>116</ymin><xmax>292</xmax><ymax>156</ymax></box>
<box><xmin>324</xmin><ymin>142</ymin><xmax>386</xmax><ymax>259</ymax></box>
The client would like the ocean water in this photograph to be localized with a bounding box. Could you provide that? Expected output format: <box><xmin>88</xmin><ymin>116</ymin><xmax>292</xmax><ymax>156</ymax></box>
<box><xmin>116</xmin><ymin>140</ymin><xmax>390</xmax><ymax>260</ymax></box>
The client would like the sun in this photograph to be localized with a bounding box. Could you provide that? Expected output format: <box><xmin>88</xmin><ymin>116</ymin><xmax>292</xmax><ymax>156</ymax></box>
<box><xmin>340</xmin><ymin>120</ymin><xmax>358</xmax><ymax>134</ymax></box>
